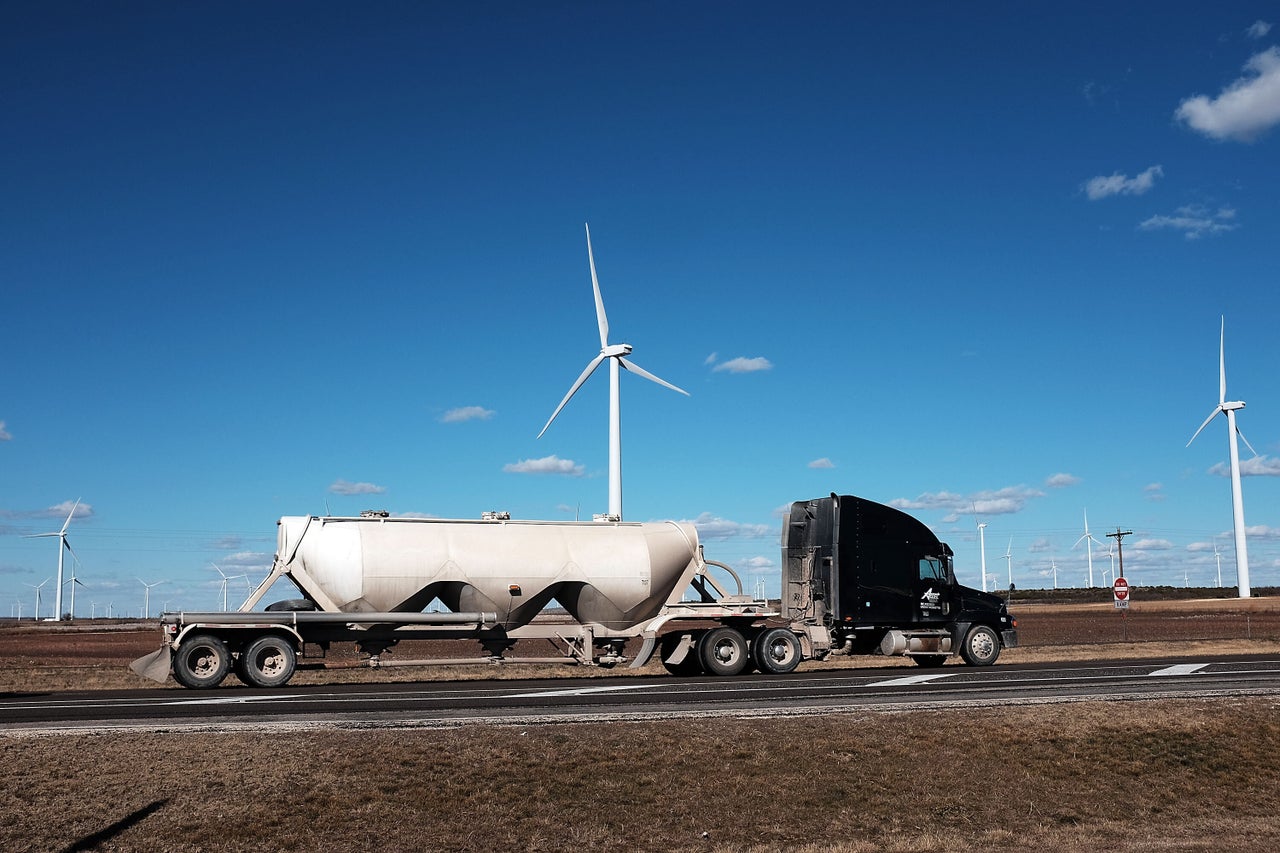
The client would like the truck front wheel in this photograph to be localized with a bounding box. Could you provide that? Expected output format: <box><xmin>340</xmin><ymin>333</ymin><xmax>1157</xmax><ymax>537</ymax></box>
<box><xmin>173</xmin><ymin>634</ymin><xmax>231</xmax><ymax>689</ymax></box>
<box><xmin>237</xmin><ymin>635</ymin><xmax>298</xmax><ymax>688</ymax></box>
<box><xmin>752</xmin><ymin>628</ymin><xmax>802</xmax><ymax>674</ymax></box>
<box><xmin>699</xmin><ymin>627</ymin><xmax>748</xmax><ymax>676</ymax></box>
<box><xmin>960</xmin><ymin>624</ymin><xmax>1001</xmax><ymax>666</ymax></box>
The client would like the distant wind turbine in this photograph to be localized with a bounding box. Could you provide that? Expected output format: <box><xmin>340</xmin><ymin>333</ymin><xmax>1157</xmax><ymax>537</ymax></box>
<box><xmin>210</xmin><ymin>563</ymin><xmax>247</xmax><ymax>611</ymax></box>
<box><xmin>976</xmin><ymin>520</ymin><xmax>989</xmax><ymax>594</ymax></box>
<box><xmin>1072</xmin><ymin>509</ymin><xmax>1102</xmax><ymax>588</ymax></box>
<box><xmin>138</xmin><ymin>578</ymin><xmax>165</xmax><ymax>619</ymax></box>
<box><xmin>538</xmin><ymin>223</ymin><xmax>689</xmax><ymax>520</ymax></box>
<box><xmin>23</xmin><ymin>498</ymin><xmax>81</xmax><ymax>621</ymax></box>
<box><xmin>1002</xmin><ymin>537</ymin><xmax>1013</xmax><ymax>590</ymax></box>
<box><xmin>24</xmin><ymin>579</ymin><xmax>50</xmax><ymax>621</ymax></box>
<box><xmin>1186</xmin><ymin>317</ymin><xmax>1255</xmax><ymax>598</ymax></box>
<box><xmin>65</xmin><ymin>553</ymin><xmax>86</xmax><ymax>620</ymax></box>
<box><xmin>1213</xmin><ymin>539</ymin><xmax>1223</xmax><ymax>588</ymax></box>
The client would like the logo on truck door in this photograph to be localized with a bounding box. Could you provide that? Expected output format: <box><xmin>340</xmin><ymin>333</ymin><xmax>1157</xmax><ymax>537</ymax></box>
<box><xmin>920</xmin><ymin>587</ymin><xmax>945</xmax><ymax>614</ymax></box>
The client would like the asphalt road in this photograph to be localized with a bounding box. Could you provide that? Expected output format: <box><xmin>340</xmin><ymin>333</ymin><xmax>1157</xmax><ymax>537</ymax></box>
<box><xmin>4</xmin><ymin>655</ymin><xmax>1280</xmax><ymax>734</ymax></box>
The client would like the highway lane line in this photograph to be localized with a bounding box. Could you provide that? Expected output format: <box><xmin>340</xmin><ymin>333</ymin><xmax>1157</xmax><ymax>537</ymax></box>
<box><xmin>867</xmin><ymin>673</ymin><xmax>959</xmax><ymax>687</ymax></box>
<box><xmin>1148</xmin><ymin>663</ymin><xmax>1209</xmax><ymax>677</ymax></box>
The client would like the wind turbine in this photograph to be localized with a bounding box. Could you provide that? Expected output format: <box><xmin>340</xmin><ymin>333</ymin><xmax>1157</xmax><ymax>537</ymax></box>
<box><xmin>25</xmin><ymin>579</ymin><xmax>49</xmax><ymax>621</ymax></box>
<box><xmin>1213</xmin><ymin>539</ymin><xmax>1223</xmax><ymax>588</ymax></box>
<box><xmin>538</xmin><ymin>223</ymin><xmax>689</xmax><ymax>520</ymax></box>
<box><xmin>138</xmin><ymin>578</ymin><xmax>165</xmax><ymax>619</ymax></box>
<box><xmin>1072</xmin><ymin>509</ymin><xmax>1102</xmax><ymax>588</ymax></box>
<box><xmin>210</xmin><ymin>563</ymin><xmax>247</xmax><ymax>611</ymax></box>
<box><xmin>974</xmin><ymin>507</ymin><xmax>989</xmax><ymax>593</ymax></box>
<box><xmin>1002</xmin><ymin>537</ymin><xmax>1013</xmax><ymax>590</ymax></box>
<box><xmin>65</xmin><ymin>554</ymin><xmax>86</xmax><ymax>620</ymax></box>
<box><xmin>23</xmin><ymin>498</ymin><xmax>81</xmax><ymax>620</ymax></box>
<box><xmin>1187</xmin><ymin>317</ymin><xmax>1255</xmax><ymax>598</ymax></box>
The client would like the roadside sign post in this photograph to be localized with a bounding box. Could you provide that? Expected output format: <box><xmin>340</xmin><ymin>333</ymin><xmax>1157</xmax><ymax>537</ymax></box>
<box><xmin>1113</xmin><ymin>577</ymin><xmax>1130</xmax><ymax>642</ymax></box>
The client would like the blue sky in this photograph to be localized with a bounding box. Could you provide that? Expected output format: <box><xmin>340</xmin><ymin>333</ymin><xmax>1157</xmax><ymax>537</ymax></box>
<box><xmin>4</xmin><ymin>2</ymin><xmax>1280</xmax><ymax>616</ymax></box>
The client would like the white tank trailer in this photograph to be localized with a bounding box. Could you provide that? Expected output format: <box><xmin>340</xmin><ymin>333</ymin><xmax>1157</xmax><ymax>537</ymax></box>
<box><xmin>131</xmin><ymin>495</ymin><xmax>1018</xmax><ymax>688</ymax></box>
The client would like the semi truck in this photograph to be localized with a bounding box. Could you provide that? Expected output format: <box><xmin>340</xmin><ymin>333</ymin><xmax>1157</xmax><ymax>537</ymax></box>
<box><xmin>131</xmin><ymin>493</ymin><xmax>1017</xmax><ymax>688</ymax></box>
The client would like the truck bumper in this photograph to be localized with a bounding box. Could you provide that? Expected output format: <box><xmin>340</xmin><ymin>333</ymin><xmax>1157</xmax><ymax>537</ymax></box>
<box><xmin>1001</xmin><ymin>629</ymin><xmax>1019</xmax><ymax>650</ymax></box>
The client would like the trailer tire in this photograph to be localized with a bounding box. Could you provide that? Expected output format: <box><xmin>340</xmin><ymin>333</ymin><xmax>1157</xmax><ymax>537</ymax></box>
<box><xmin>699</xmin><ymin>627</ymin><xmax>748</xmax><ymax>677</ymax></box>
<box><xmin>752</xmin><ymin>628</ymin><xmax>802</xmax><ymax>675</ymax></box>
<box><xmin>960</xmin><ymin>624</ymin><xmax>1001</xmax><ymax>666</ymax></box>
<box><xmin>173</xmin><ymin>634</ymin><xmax>231</xmax><ymax>689</ymax></box>
<box><xmin>237</xmin><ymin>635</ymin><xmax>298</xmax><ymax>688</ymax></box>
<box><xmin>913</xmin><ymin>654</ymin><xmax>948</xmax><ymax>668</ymax></box>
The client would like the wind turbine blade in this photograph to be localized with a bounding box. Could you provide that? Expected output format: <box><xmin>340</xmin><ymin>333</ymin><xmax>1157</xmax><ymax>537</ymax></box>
<box><xmin>1218</xmin><ymin>316</ymin><xmax>1226</xmax><ymax>404</ymax></box>
<box><xmin>60</xmin><ymin>498</ymin><xmax>81</xmax><ymax>535</ymax></box>
<box><xmin>1236</xmin><ymin>425</ymin><xmax>1258</xmax><ymax>457</ymax></box>
<box><xmin>1072</xmin><ymin>534</ymin><xmax>1086</xmax><ymax>549</ymax></box>
<box><xmin>586</xmin><ymin>223</ymin><xmax>609</xmax><ymax>349</ymax></box>
<box><xmin>23</xmin><ymin>532</ymin><xmax>59</xmax><ymax>539</ymax></box>
<box><xmin>617</xmin><ymin>357</ymin><xmax>691</xmax><ymax>396</ymax></box>
<box><xmin>538</xmin><ymin>353</ymin><xmax>607</xmax><ymax>438</ymax></box>
<box><xmin>1186</xmin><ymin>407</ymin><xmax>1221</xmax><ymax>447</ymax></box>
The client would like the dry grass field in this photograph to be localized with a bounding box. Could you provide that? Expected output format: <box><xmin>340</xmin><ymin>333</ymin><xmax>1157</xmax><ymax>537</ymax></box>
<box><xmin>2</xmin><ymin>597</ymin><xmax>1280</xmax><ymax>852</ymax></box>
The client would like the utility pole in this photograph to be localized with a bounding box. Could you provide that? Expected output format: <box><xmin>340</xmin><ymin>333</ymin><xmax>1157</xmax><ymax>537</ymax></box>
<box><xmin>1106</xmin><ymin>528</ymin><xmax>1133</xmax><ymax>580</ymax></box>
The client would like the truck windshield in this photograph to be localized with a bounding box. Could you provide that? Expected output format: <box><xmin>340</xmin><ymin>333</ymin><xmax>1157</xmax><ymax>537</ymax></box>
<box><xmin>919</xmin><ymin>558</ymin><xmax>946</xmax><ymax>583</ymax></box>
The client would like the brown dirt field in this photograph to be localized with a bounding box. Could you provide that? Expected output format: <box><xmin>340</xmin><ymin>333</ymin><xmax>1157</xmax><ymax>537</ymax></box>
<box><xmin>3</xmin><ymin>600</ymin><xmax>1280</xmax><ymax>852</ymax></box>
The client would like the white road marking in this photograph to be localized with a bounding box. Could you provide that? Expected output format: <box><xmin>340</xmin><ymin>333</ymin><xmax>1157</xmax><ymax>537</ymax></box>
<box><xmin>503</xmin><ymin>684</ymin><xmax>662</xmax><ymax>699</ymax></box>
<box><xmin>868</xmin><ymin>673</ymin><xmax>959</xmax><ymax>687</ymax></box>
<box><xmin>1149</xmin><ymin>663</ymin><xmax>1209</xmax><ymax>677</ymax></box>
<box><xmin>169</xmin><ymin>694</ymin><xmax>306</xmax><ymax>705</ymax></box>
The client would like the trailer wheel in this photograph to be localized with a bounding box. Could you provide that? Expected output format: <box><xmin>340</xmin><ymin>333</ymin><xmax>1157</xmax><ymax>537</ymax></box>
<box><xmin>752</xmin><ymin>628</ymin><xmax>802</xmax><ymax>675</ymax></box>
<box><xmin>960</xmin><ymin>624</ymin><xmax>1001</xmax><ymax>666</ymax></box>
<box><xmin>699</xmin><ymin>627</ymin><xmax>748</xmax><ymax>677</ymax></box>
<box><xmin>173</xmin><ymin>634</ymin><xmax>231</xmax><ymax>689</ymax></box>
<box><xmin>237</xmin><ymin>635</ymin><xmax>298</xmax><ymax>688</ymax></box>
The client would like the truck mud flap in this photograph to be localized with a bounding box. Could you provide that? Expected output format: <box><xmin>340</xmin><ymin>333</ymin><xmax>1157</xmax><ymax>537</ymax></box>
<box><xmin>129</xmin><ymin>646</ymin><xmax>173</xmax><ymax>684</ymax></box>
<box><xmin>1001</xmin><ymin>629</ymin><xmax>1019</xmax><ymax>649</ymax></box>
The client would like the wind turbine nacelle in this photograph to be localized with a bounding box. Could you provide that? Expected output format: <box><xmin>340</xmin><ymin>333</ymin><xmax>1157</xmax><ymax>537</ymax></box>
<box><xmin>1222</xmin><ymin>401</ymin><xmax>1246</xmax><ymax>411</ymax></box>
<box><xmin>603</xmin><ymin>343</ymin><xmax>633</xmax><ymax>357</ymax></box>
<box><xmin>273</xmin><ymin>514</ymin><xmax>700</xmax><ymax>631</ymax></box>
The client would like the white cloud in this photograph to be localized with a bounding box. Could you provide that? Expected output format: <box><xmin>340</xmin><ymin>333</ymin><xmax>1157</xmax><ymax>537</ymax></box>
<box><xmin>1132</xmin><ymin>538</ymin><xmax>1174</xmax><ymax>551</ymax></box>
<box><xmin>890</xmin><ymin>486</ymin><xmax>1046</xmax><ymax>522</ymax></box>
<box><xmin>1209</xmin><ymin>454</ymin><xmax>1280</xmax><ymax>477</ymax></box>
<box><xmin>1247</xmin><ymin>20</ymin><xmax>1272</xmax><ymax>39</ymax></box>
<box><xmin>742</xmin><ymin>555</ymin><xmax>775</xmax><ymax>572</ymax></box>
<box><xmin>439</xmin><ymin>406</ymin><xmax>495</xmax><ymax>424</ymax></box>
<box><xmin>1045</xmin><ymin>473</ymin><xmax>1080</xmax><ymax>488</ymax></box>
<box><xmin>713</xmin><ymin>356</ymin><xmax>773</xmax><ymax>374</ymax></box>
<box><xmin>808</xmin><ymin>458</ymin><xmax>835</xmax><ymax>469</ymax></box>
<box><xmin>682</xmin><ymin>512</ymin><xmax>773</xmax><ymax>540</ymax></box>
<box><xmin>0</xmin><ymin>421</ymin><xmax>11</xmax><ymax>441</ymax></box>
<box><xmin>503</xmin><ymin>455</ymin><xmax>585</xmax><ymax>476</ymax></box>
<box><xmin>1175</xmin><ymin>47</ymin><xmax>1280</xmax><ymax>142</ymax></box>
<box><xmin>329</xmin><ymin>479</ymin><xmax>387</xmax><ymax>495</ymax></box>
<box><xmin>1186</xmin><ymin>541</ymin><xmax>1214</xmax><ymax>553</ymax></box>
<box><xmin>1139</xmin><ymin>205</ymin><xmax>1239</xmax><ymax>240</ymax></box>
<box><xmin>1083</xmin><ymin>165</ymin><xmax>1163</xmax><ymax>200</ymax></box>
<box><xmin>703</xmin><ymin>352</ymin><xmax>718</xmax><ymax>366</ymax></box>
<box><xmin>44</xmin><ymin>500</ymin><xmax>93</xmax><ymax>520</ymax></box>
<box><xmin>219</xmin><ymin>551</ymin><xmax>272</xmax><ymax>569</ymax></box>
<box><xmin>1245</xmin><ymin>525</ymin><xmax>1280</xmax><ymax>539</ymax></box>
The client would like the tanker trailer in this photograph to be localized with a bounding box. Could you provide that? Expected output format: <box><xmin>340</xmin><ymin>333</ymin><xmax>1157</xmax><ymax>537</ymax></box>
<box><xmin>131</xmin><ymin>512</ymin><xmax>717</xmax><ymax>688</ymax></box>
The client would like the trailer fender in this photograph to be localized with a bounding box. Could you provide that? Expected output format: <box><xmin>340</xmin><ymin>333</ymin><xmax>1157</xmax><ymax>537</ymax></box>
<box><xmin>129</xmin><ymin>645</ymin><xmax>174</xmax><ymax>684</ymax></box>
<box><xmin>630</xmin><ymin>633</ymin><xmax>659</xmax><ymax>669</ymax></box>
<box><xmin>173</xmin><ymin>622</ymin><xmax>306</xmax><ymax>653</ymax></box>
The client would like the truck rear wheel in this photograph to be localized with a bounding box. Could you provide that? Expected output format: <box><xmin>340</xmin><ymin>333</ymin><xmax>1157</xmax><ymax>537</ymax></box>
<box><xmin>237</xmin><ymin>635</ymin><xmax>298</xmax><ymax>688</ymax></box>
<box><xmin>960</xmin><ymin>624</ymin><xmax>1001</xmax><ymax>666</ymax></box>
<box><xmin>752</xmin><ymin>628</ymin><xmax>801</xmax><ymax>674</ymax></box>
<box><xmin>699</xmin><ymin>627</ymin><xmax>748</xmax><ymax>676</ymax></box>
<box><xmin>173</xmin><ymin>634</ymin><xmax>231</xmax><ymax>689</ymax></box>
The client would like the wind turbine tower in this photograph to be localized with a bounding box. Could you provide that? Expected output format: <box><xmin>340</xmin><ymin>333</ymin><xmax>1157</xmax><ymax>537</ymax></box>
<box><xmin>23</xmin><ymin>499</ymin><xmax>81</xmax><ymax>620</ymax></box>
<box><xmin>1002</xmin><ymin>537</ymin><xmax>1013</xmax><ymax>590</ymax></box>
<box><xmin>138</xmin><ymin>578</ymin><xmax>165</xmax><ymax>619</ymax></box>
<box><xmin>539</xmin><ymin>224</ymin><xmax>689</xmax><ymax>520</ymax></box>
<box><xmin>976</xmin><ymin>520</ymin><xmax>988</xmax><ymax>593</ymax></box>
<box><xmin>1186</xmin><ymin>317</ymin><xmax>1254</xmax><ymax>598</ymax></box>
<box><xmin>1213</xmin><ymin>539</ymin><xmax>1223</xmax><ymax>588</ymax></box>
<box><xmin>1072</xmin><ymin>509</ymin><xmax>1102</xmax><ymax>588</ymax></box>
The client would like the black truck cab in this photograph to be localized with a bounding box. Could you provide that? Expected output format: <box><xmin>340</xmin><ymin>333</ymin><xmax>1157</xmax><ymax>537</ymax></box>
<box><xmin>782</xmin><ymin>493</ymin><xmax>1017</xmax><ymax>665</ymax></box>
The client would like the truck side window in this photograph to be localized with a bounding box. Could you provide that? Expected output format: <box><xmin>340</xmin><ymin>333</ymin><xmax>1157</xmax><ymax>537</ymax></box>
<box><xmin>919</xmin><ymin>558</ymin><xmax>945</xmax><ymax>582</ymax></box>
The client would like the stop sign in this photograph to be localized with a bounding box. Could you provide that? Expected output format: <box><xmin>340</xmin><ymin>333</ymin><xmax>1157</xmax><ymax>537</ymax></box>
<box><xmin>1113</xmin><ymin>577</ymin><xmax>1130</xmax><ymax>601</ymax></box>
